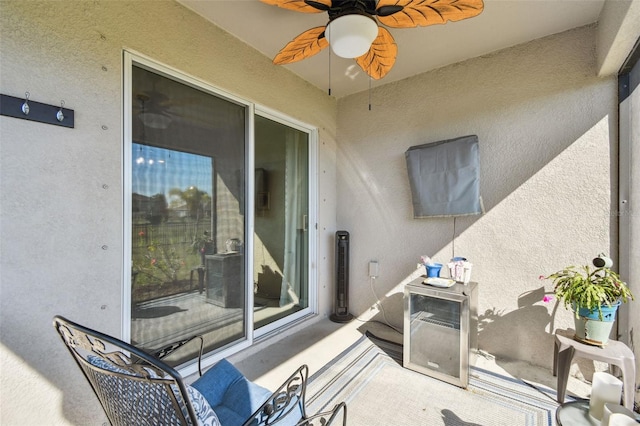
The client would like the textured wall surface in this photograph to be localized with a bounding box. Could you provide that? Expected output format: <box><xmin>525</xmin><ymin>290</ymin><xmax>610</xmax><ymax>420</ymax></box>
<box><xmin>630</xmin><ymin>66</ymin><xmax>640</xmax><ymax>402</ymax></box>
<box><xmin>619</xmin><ymin>54</ymin><xmax>640</xmax><ymax>403</ymax></box>
<box><xmin>1</xmin><ymin>0</ymin><xmax>637</xmax><ymax>424</ymax></box>
<box><xmin>596</xmin><ymin>0</ymin><xmax>640</xmax><ymax>76</ymax></box>
<box><xmin>336</xmin><ymin>25</ymin><xmax>618</xmax><ymax>369</ymax></box>
<box><xmin>0</xmin><ymin>1</ymin><xmax>336</xmax><ymax>424</ymax></box>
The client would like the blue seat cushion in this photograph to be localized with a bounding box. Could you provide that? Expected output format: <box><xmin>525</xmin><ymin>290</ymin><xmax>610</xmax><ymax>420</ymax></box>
<box><xmin>192</xmin><ymin>359</ymin><xmax>272</xmax><ymax>425</ymax></box>
<box><xmin>193</xmin><ymin>359</ymin><xmax>306</xmax><ymax>426</ymax></box>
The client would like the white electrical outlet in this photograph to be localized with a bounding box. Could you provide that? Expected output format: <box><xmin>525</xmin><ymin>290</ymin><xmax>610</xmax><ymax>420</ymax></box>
<box><xmin>369</xmin><ymin>261</ymin><xmax>379</xmax><ymax>278</ymax></box>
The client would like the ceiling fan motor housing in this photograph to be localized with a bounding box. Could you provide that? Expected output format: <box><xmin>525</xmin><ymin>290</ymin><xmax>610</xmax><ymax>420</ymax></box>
<box><xmin>325</xmin><ymin>0</ymin><xmax>377</xmax><ymax>19</ymax></box>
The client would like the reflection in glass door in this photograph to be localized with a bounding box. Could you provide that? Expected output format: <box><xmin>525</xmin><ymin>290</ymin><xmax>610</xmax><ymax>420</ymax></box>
<box><xmin>128</xmin><ymin>60</ymin><xmax>247</xmax><ymax>367</ymax></box>
<box><xmin>254</xmin><ymin>115</ymin><xmax>309</xmax><ymax>330</ymax></box>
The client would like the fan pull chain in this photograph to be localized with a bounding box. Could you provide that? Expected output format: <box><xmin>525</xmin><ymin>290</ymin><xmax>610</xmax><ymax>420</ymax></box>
<box><xmin>328</xmin><ymin>48</ymin><xmax>331</xmax><ymax>96</ymax></box>
<box><xmin>368</xmin><ymin>76</ymin><xmax>372</xmax><ymax>111</ymax></box>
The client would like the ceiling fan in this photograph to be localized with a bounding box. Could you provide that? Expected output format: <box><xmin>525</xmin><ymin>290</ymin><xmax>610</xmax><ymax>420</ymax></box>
<box><xmin>134</xmin><ymin>91</ymin><xmax>176</xmax><ymax>129</ymax></box>
<box><xmin>261</xmin><ymin>0</ymin><xmax>484</xmax><ymax>80</ymax></box>
<box><xmin>133</xmin><ymin>86</ymin><xmax>197</xmax><ymax>130</ymax></box>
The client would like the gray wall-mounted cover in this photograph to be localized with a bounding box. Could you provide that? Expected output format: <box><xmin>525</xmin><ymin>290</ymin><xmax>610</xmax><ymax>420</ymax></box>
<box><xmin>405</xmin><ymin>135</ymin><xmax>481</xmax><ymax>218</ymax></box>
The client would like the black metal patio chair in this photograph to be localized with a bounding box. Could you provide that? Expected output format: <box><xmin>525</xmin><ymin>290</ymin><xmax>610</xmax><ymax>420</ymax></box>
<box><xmin>53</xmin><ymin>315</ymin><xmax>346</xmax><ymax>426</ymax></box>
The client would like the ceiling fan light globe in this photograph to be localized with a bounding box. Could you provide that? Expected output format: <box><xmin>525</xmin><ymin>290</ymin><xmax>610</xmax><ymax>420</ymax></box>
<box><xmin>139</xmin><ymin>112</ymin><xmax>172</xmax><ymax>129</ymax></box>
<box><xmin>325</xmin><ymin>15</ymin><xmax>378</xmax><ymax>58</ymax></box>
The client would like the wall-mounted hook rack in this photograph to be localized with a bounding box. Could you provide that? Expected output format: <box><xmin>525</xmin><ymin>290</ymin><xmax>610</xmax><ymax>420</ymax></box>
<box><xmin>0</xmin><ymin>93</ymin><xmax>74</xmax><ymax>128</ymax></box>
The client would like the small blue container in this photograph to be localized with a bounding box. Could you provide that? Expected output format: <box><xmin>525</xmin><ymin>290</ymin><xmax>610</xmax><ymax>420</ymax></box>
<box><xmin>426</xmin><ymin>263</ymin><xmax>442</xmax><ymax>278</ymax></box>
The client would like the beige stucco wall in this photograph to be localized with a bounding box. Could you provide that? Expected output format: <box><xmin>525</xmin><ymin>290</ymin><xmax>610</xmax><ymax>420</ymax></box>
<box><xmin>628</xmin><ymin>63</ymin><xmax>640</xmax><ymax>401</ymax></box>
<box><xmin>336</xmin><ymin>24</ymin><xmax>621</xmax><ymax>369</ymax></box>
<box><xmin>619</xmin><ymin>51</ymin><xmax>640</xmax><ymax>404</ymax></box>
<box><xmin>599</xmin><ymin>0</ymin><xmax>640</xmax><ymax>404</ymax></box>
<box><xmin>596</xmin><ymin>0</ymin><xmax>640</xmax><ymax>76</ymax></box>
<box><xmin>0</xmin><ymin>1</ymin><xmax>336</xmax><ymax>425</ymax></box>
<box><xmin>1</xmin><ymin>0</ymin><xmax>637</xmax><ymax>424</ymax></box>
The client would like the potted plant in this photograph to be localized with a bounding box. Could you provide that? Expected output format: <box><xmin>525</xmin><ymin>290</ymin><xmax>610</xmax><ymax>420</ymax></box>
<box><xmin>543</xmin><ymin>263</ymin><xmax>634</xmax><ymax>346</ymax></box>
<box><xmin>192</xmin><ymin>230</ymin><xmax>213</xmax><ymax>265</ymax></box>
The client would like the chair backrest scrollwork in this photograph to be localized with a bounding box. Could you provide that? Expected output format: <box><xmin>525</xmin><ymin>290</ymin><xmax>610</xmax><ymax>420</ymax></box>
<box><xmin>53</xmin><ymin>315</ymin><xmax>198</xmax><ymax>426</ymax></box>
<box><xmin>245</xmin><ymin>365</ymin><xmax>307</xmax><ymax>426</ymax></box>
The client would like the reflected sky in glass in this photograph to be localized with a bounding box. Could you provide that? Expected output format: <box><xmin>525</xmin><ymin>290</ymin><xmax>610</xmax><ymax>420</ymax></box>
<box><xmin>132</xmin><ymin>143</ymin><xmax>213</xmax><ymax>197</ymax></box>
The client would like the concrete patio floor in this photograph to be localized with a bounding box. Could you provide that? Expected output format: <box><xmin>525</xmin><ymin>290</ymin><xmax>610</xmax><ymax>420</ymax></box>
<box><xmin>227</xmin><ymin>315</ymin><xmax>593</xmax><ymax>406</ymax></box>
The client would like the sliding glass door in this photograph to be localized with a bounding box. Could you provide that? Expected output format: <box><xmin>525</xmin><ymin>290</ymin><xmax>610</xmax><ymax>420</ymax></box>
<box><xmin>127</xmin><ymin>59</ymin><xmax>248</xmax><ymax>366</ymax></box>
<box><xmin>125</xmin><ymin>53</ymin><xmax>316</xmax><ymax>369</ymax></box>
<box><xmin>253</xmin><ymin>115</ymin><xmax>310</xmax><ymax>331</ymax></box>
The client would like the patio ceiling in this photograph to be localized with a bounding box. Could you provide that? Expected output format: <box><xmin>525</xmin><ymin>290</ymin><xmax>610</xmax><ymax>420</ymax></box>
<box><xmin>177</xmin><ymin>0</ymin><xmax>605</xmax><ymax>98</ymax></box>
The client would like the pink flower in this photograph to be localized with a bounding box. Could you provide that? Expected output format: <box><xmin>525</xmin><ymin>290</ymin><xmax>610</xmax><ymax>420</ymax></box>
<box><xmin>543</xmin><ymin>295</ymin><xmax>554</xmax><ymax>303</ymax></box>
<box><xmin>139</xmin><ymin>231</ymin><xmax>145</xmax><ymax>237</ymax></box>
<box><xmin>538</xmin><ymin>275</ymin><xmax>546</xmax><ymax>280</ymax></box>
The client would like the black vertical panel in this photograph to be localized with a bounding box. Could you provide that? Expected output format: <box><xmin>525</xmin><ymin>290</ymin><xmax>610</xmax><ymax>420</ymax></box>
<box><xmin>331</xmin><ymin>231</ymin><xmax>353</xmax><ymax>322</ymax></box>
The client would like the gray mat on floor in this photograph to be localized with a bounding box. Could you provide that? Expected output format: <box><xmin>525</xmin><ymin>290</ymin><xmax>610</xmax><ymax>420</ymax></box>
<box><xmin>306</xmin><ymin>332</ymin><xmax>562</xmax><ymax>426</ymax></box>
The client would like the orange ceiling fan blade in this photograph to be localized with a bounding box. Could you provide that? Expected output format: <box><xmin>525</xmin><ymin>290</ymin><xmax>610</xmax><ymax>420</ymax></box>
<box><xmin>376</xmin><ymin>0</ymin><xmax>484</xmax><ymax>28</ymax></box>
<box><xmin>260</xmin><ymin>0</ymin><xmax>331</xmax><ymax>13</ymax></box>
<box><xmin>273</xmin><ymin>26</ymin><xmax>329</xmax><ymax>65</ymax></box>
<box><xmin>355</xmin><ymin>27</ymin><xmax>398</xmax><ymax>80</ymax></box>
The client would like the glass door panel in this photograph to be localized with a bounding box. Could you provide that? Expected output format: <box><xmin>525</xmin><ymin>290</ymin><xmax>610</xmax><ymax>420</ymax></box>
<box><xmin>254</xmin><ymin>115</ymin><xmax>309</xmax><ymax>329</ymax></box>
<box><xmin>129</xmin><ymin>64</ymin><xmax>246</xmax><ymax>366</ymax></box>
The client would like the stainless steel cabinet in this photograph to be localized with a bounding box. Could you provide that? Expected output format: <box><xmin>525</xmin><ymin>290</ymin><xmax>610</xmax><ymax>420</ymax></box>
<box><xmin>403</xmin><ymin>279</ymin><xmax>478</xmax><ymax>388</ymax></box>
